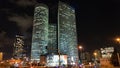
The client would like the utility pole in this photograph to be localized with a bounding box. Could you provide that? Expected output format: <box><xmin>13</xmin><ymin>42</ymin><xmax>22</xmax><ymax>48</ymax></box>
<box><xmin>58</xmin><ymin>49</ymin><xmax>61</xmax><ymax>68</ymax></box>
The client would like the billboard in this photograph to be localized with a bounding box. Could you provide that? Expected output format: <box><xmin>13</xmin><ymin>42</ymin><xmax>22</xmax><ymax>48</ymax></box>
<box><xmin>46</xmin><ymin>55</ymin><xmax>67</xmax><ymax>67</ymax></box>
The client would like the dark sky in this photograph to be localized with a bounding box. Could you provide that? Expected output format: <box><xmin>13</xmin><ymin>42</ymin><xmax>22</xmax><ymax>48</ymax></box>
<box><xmin>0</xmin><ymin>0</ymin><xmax>120</xmax><ymax>53</ymax></box>
<box><xmin>76</xmin><ymin>0</ymin><xmax>120</xmax><ymax>51</ymax></box>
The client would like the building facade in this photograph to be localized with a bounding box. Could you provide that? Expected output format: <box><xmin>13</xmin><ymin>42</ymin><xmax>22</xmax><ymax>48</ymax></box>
<box><xmin>31</xmin><ymin>1</ymin><xmax>78</xmax><ymax>65</ymax></box>
<box><xmin>58</xmin><ymin>2</ymin><xmax>78</xmax><ymax>64</ymax></box>
<box><xmin>13</xmin><ymin>35</ymin><xmax>24</xmax><ymax>59</ymax></box>
<box><xmin>31</xmin><ymin>4</ymin><xmax>49</xmax><ymax>61</ymax></box>
<box><xmin>48</xmin><ymin>24</ymin><xmax>57</xmax><ymax>54</ymax></box>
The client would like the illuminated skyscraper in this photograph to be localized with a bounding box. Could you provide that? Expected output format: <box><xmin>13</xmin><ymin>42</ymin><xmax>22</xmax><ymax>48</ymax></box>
<box><xmin>58</xmin><ymin>2</ymin><xmax>78</xmax><ymax>64</ymax></box>
<box><xmin>13</xmin><ymin>35</ymin><xmax>24</xmax><ymax>59</ymax></box>
<box><xmin>31</xmin><ymin>1</ymin><xmax>78</xmax><ymax>64</ymax></box>
<box><xmin>31</xmin><ymin>4</ymin><xmax>48</xmax><ymax>61</ymax></box>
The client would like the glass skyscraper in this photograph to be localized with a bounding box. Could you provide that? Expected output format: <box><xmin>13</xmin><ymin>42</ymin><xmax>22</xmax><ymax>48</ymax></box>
<box><xmin>58</xmin><ymin>2</ymin><xmax>78</xmax><ymax>64</ymax></box>
<box><xmin>31</xmin><ymin>4</ymin><xmax>48</xmax><ymax>61</ymax></box>
<box><xmin>31</xmin><ymin>1</ymin><xmax>78</xmax><ymax>64</ymax></box>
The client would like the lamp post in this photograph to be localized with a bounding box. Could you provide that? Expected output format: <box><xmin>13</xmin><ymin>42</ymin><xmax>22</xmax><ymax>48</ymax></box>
<box><xmin>78</xmin><ymin>46</ymin><xmax>83</xmax><ymax>64</ymax></box>
<box><xmin>115</xmin><ymin>37</ymin><xmax>120</xmax><ymax>66</ymax></box>
<box><xmin>93</xmin><ymin>52</ymin><xmax>98</xmax><ymax>67</ymax></box>
<box><xmin>58</xmin><ymin>49</ymin><xmax>61</xmax><ymax>68</ymax></box>
<box><xmin>116</xmin><ymin>38</ymin><xmax>120</xmax><ymax>43</ymax></box>
<box><xmin>93</xmin><ymin>52</ymin><xmax>97</xmax><ymax>61</ymax></box>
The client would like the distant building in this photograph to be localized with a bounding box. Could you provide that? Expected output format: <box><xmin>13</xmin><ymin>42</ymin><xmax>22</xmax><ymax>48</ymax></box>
<box><xmin>31</xmin><ymin>1</ymin><xmax>78</xmax><ymax>65</ymax></box>
<box><xmin>13</xmin><ymin>35</ymin><xmax>24</xmax><ymax>59</ymax></box>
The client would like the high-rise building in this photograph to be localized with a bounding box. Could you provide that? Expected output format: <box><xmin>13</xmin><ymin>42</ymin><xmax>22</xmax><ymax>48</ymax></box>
<box><xmin>31</xmin><ymin>4</ymin><xmax>49</xmax><ymax>61</ymax></box>
<box><xmin>13</xmin><ymin>35</ymin><xmax>24</xmax><ymax>59</ymax></box>
<box><xmin>31</xmin><ymin>1</ymin><xmax>78</xmax><ymax>65</ymax></box>
<box><xmin>58</xmin><ymin>2</ymin><xmax>78</xmax><ymax>64</ymax></box>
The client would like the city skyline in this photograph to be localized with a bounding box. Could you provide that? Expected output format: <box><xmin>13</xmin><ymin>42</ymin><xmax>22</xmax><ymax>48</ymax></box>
<box><xmin>0</xmin><ymin>0</ymin><xmax>120</xmax><ymax>59</ymax></box>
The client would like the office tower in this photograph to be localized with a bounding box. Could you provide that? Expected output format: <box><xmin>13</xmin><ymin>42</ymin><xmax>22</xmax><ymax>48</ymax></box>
<box><xmin>31</xmin><ymin>4</ymin><xmax>48</xmax><ymax>61</ymax></box>
<box><xmin>58</xmin><ymin>2</ymin><xmax>78</xmax><ymax>64</ymax></box>
<box><xmin>13</xmin><ymin>35</ymin><xmax>24</xmax><ymax>59</ymax></box>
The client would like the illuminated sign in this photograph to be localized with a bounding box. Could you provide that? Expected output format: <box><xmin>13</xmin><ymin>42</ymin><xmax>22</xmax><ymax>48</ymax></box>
<box><xmin>46</xmin><ymin>55</ymin><xmax>67</xmax><ymax>67</ymax></box>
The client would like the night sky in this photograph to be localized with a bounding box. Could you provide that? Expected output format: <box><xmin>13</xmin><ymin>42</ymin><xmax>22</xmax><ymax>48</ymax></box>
<box><xmin>0</xmin><ymin>0</ymin><xmax>120</xmax><ymax>55</ymax></box>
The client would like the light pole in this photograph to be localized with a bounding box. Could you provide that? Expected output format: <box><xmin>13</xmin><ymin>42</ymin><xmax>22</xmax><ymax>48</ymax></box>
<box><xmin>116</xmin><ymin>38</ymin><xmax>120</xmax><ymax>43</ymax></box>
<box><xmin>78</xmin><ymin>46</ymin><xmax>83</xmax><ymax>64</ymax></box>
<box><xmin>93</xmin><ymin>52</ymin><xmax>97</xmax><ymax>67</ymax></box>
<box><xmin>115</xmin><ymin>37</ymin><xmax>120</xmax><ymax>66</ymax></box>
<box><xmin>93</xmin><ymin>52</ymin><xmax>97</xmax><ymax>61</ymax></box>
<box><xmin>58</xmin><ymin>49</ymin><xmax>61</xmax><ymax>68</ymax></box>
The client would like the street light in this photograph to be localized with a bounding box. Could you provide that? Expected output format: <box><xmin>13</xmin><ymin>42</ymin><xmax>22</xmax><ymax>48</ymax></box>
<box><xmin>93</xmin><ymin>52</ymin><xmax>98</xmax><ymax>67</ymax></box>
<box><xmin>116</xmin><ymin>38</ymin><xmax>120</xmax><ymax>43</ymax></box>
<box><xmin>58</xmin><ymin>49</ymin><xmax>61</xmax><ymax>68</ymax></box>
<box><xmin>94</xmin><ymin>52</ymin><xmax>97</xmax><ymax>56</ymax></box>
<box><xmin>79</xmin><ymin>46</ymin><xmax>83</xmax><ymax>50</ymax></box>
<box><xmin>93</xmin><ymin>52</ymin><xmax>97</xmax><ymax>60</ymax></box>
<box><xmin>78</xmin><ymin>46</ymin><xmax>83</xmax><ymax>64</ymax></box>
<box><xmin>115</xmin><ymin>37</ymin><xmax>120</xmax><ymax>66</ymax></box>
